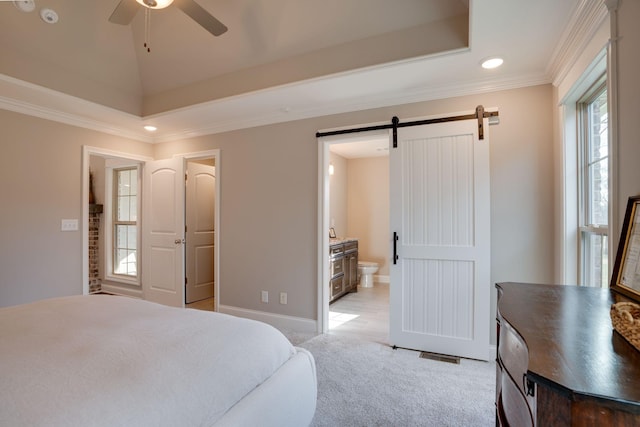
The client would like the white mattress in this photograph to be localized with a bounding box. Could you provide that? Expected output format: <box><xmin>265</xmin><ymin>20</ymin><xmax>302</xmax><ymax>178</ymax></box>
<box><xmin>0</xmin><ymin>295</ymin><xmax>317</xmax><ymax>426</ymax></box>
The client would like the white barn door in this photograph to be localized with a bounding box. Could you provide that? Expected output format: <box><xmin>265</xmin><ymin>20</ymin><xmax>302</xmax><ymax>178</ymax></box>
<box><xmin>143</xmin><ymin>158</ymin><xmax>185</xmax><ymax>307</ymax></box>
<box><xmin>389</xmin><ymin>119</ymin><xmax>490</xmax><ymax>361</ymax></box>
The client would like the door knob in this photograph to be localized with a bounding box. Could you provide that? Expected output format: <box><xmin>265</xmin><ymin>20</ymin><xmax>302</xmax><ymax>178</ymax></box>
<box><xmin>174</xmin><ymin>239</ymin><xmax>185</xmax><ymax>244</ymax></box>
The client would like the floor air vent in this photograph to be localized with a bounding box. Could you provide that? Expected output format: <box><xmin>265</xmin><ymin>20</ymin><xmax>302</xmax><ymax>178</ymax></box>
<box><xmin>419</xmin><ymin>351</ymin><xmax>460</xmax><ymax>364</ymax></box>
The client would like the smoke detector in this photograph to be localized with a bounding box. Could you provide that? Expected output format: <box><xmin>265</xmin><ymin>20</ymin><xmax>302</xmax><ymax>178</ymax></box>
<box><xmin>39</xmin><ymin>8</ymin><xmax>58</xmax><ymax>24</ymax></box>
<box><xmin>13</xmin><ymin>1</ymin><xmax>35</xmax><ymax>12</ymax></box>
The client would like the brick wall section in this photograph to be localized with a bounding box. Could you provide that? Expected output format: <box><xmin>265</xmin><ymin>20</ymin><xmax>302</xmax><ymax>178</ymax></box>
<box><xmin>89</xmin><ymin>209</ymin><xmax>102</xmax><ymax>293</ymax></box>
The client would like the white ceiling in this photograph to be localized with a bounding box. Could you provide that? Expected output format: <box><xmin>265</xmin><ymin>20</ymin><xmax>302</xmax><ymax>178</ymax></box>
<box><xmin>0</xmin><ymin>0</ymin><xmax>597</xmax><ymax>144</ymax></box>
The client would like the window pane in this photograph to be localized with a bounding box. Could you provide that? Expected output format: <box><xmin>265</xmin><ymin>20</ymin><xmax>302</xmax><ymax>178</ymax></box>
<box><xmin>116</xmin><ymin>224</ymin><xmax>127</xmax><ymax>248</ymax></box>
<box><xmin>587</xmin><ymin>89</ymin><xmax>608</xmax><ymax>226</ymax></box>
<box><xmin>127</xmin><ymin>225</ymin><xmax>137</xmax><ymax>249</ymax></box>
<box><xmin>129</xmin><ymin>195</ymin><xmax>137</xmax><ymax>221</ymax></box>
<box><xmin>129</xmin><ymin>169</ymin><xmax>138</xmax><ymax>194</ymax></box>
<box><xmin>117</xmin><ymin>170</ymin><xmax>131</xmax><ymax>196</ymax></box>
<box><xmin>578</xmin><ymin>82</ymin><xmax>609</xmax><ymax>288</ymax></box>
<box><xmin>113</xmin><ymin>167</ymin><xmax>138</xmax><ymax>278</ymax></box>
<box><xmin>588</xmin><ymin>90</ymin><xmax>608</xmax><ymax>161</ymax></box>
<box><xmin>117</xmin><ymin>196</ymin><xmax>130</xmax><ymax>221</ymax></box>
<box><xmin>588</xmin><ymin>158</ymin><xmax>608</xmax><ymax>225</ymax></box>
<box><xmin>582</xmin><ymin>231</ymin><xmax>608</xmax><ymax>287</ymax></box>
<box><xmin>115</xmin><ymin>249</ymin><xmax>137</xmax><ymax>276</ymax></box>
<box><xmin>115</xmin><ymin>225</ymin><xmax>137</xmax><ymax>276</ymax></box>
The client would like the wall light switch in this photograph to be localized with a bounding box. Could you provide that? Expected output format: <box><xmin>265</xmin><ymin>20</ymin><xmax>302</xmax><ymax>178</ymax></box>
<box><xmin>280</xmin><ymin>292</ymin><xmax>287</xmax><ymax>305</ymax></box>
<box><xmin>261</xmin><ymin>291</ymin><xmax>269</xmax><ymax>303</ymax></box>
<box><xmin>61</xmin><ymin>219</ymin><xmax>78</xmax><ymax>231</ymax></box>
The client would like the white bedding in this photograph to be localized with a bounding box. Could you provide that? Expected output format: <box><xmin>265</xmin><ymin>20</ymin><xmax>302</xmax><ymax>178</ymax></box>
<box><xmin>0</xmin><ymin>295</ymin><xmax>317</xmax><ymax>426</ymax></box>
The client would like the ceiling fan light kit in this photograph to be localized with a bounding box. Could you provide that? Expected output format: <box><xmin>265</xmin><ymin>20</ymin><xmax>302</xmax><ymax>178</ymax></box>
<box><xmin>13</xmin><ymin>0</ymin><xmax>36</xmax><ymax>13</ymax></box>
<box><xmin>109</xmin><ymin>0</ymin><xmax>228</xmax><ymax>41</ymax></box>
<box><xmin>136</xmin><ymin>0</ymin><xmax>174</xmax><ymax>10</ymax></box>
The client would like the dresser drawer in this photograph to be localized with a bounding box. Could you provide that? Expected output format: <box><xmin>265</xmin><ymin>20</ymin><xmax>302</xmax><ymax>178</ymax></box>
<box><xmin>498</xmin><ymin>363</ymin><xmax>534</xmax><ymax>427</ymax></box>
<box><xmin>344</xmin><ymin>241</ymin><xmax>358</xmax><ymax>253</ymax></box>
<box><xmin>330</xmin><ymin>244</ymin><xmax>344</xmax><ymax>257</ymax></box>
<box><xmin>499</xmin><ymin>318</ymin><xmax>529</xmax><ymax>397</ymax></box>
<box><xmin>331</xmin><ymin>275</ymin><xmax>344</xmax><ymax>298</ymax></box>
<box><xmin>330</xmin><ymin>257</ymin><xmax>344</xmax><ymax>277</ymax></box>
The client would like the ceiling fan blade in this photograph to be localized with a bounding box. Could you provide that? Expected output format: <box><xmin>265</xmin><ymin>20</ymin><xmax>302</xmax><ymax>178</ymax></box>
<box><xmin>109</xmin><ymin>0</ymin><xmax>140</xmax><ymax>25</ymax></box>
<box><xmin>173</xmin><ymin>0</ymin><xmax>228</xmax><ymax>37</ymax></box>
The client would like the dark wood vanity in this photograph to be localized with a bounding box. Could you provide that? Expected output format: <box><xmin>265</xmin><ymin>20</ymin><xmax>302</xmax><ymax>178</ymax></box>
<box><xmin>496</xmin><ymin>282</ymin><xmax>640</xmax><ymax>426</ymax></box>
<box><xmin>329</xmin><ymin>239</ymin><xmax>358</xmax><ymax>303</ymax></box>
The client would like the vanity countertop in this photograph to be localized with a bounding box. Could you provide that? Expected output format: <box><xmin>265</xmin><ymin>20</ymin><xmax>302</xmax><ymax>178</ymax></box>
<box><xmin>329</xmin><ymin>237</ymin><xmax>358</xmax><ymax>245</ymax></box>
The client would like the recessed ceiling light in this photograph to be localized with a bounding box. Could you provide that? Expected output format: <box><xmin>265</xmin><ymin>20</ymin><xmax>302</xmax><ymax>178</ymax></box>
<box><xmin>481</xmin><ymin>57</ymin><xmax>504</xmax><ymax>69</ymax></box>
<box><xmin>144</xmin><ymin>125</ymin><xmax>157</xmax><ymax>132</ymax></box>
<box><xmin>39</xmin><ymin>8</ymin><xmax>58</xmax><ymax>24</ymax></box>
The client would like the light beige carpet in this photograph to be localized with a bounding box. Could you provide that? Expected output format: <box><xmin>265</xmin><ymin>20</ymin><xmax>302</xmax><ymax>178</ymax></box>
<box><xmin>295</xmin><ymin>333</ymin><xmax>495</xmax><ymax>427</ymax></box>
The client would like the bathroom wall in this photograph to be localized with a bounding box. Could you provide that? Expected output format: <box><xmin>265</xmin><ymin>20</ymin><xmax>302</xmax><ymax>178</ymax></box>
<box><xmin>347</xmin><ymin>156</ymin><xmax>390</xmax><ymax>277</ymax></box>
<box><xmin>328</xmin><ymin>152</ymin><xmax>348</xmax><ymax>237</ymax></box>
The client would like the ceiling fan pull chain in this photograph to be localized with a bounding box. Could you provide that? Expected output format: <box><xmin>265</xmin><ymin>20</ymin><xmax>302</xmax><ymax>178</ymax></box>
<box><xmin>144</xmin><ymin>8</ymin><xmax>151</xmax><ymax>53</ymax></box>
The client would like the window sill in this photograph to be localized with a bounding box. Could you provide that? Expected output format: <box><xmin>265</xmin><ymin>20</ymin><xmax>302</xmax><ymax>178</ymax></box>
<box><xmin>104</xmin><ymin>275</ymin><xmax>140</xmax><ymax>287</ymax></box>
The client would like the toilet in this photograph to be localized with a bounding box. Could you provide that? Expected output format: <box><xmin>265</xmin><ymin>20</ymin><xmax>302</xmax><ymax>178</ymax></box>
<box><xmin>357</xmin><ymin>261</ymin><xmax>379</xmax><ymax>288</ymax></box>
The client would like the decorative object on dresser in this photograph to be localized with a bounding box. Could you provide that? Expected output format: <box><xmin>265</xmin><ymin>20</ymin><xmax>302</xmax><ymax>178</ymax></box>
<box><xmin>610</xmin><ymin>195</ymin><xmax>640</xmax><ymax>302</ymax></box>
<box><xmin>495</xmin><ymin>282</ymin><xmax>640</xmax><ymax>426</ymax></box>
<box><xmin>611</xmin><ymin>301</ymin><xmax>640</xmax><ymax>351</ymax></box>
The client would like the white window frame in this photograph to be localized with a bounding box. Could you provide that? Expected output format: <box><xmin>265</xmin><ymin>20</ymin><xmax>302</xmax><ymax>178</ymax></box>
<box><xmin>577</xmin><ymin>77</ymin><xmax>609</xmax><ymax>287</ymax></box>
<box><xmin>104</xmin><ymin>160</ymin><xmax>142</xmax><ymax>287</ymax></box>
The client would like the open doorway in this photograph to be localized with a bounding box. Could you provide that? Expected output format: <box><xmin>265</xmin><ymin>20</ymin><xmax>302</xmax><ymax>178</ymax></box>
<box><xmin>82</xmin><ymin>147</ymin><xmax>221</xmax><ymax>312</ymax></box>
<box><xmin>184</xmin><ymin>158</ymin><xmax>216</xmax><ymax>310</ymax></box>
<box><xmin>82</xmin><ymin>146</ymin><xmax>151</xmax><ymax>298</ymax></box>
<box><xmin>321</xmin><ymin>132</ymin><xmax>391</xmax><ymax>343</ymax></box>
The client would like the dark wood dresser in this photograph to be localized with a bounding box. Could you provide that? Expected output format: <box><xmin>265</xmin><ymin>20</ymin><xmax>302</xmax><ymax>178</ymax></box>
<box><xmin>496</xmin><ymin>282</ymin><xmax>640</xmax><ymax>426</ymax></box>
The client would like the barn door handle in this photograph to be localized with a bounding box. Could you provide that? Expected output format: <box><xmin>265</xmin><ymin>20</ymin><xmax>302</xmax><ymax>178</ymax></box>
<box><xmin>393</xmin><ymin>232</ymin><xmax>399</xmax><ymax>264</ymax></box>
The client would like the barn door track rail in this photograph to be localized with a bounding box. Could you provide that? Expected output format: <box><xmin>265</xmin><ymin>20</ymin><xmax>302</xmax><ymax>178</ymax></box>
<box><xmin>316</xmin><ymin>105</ymin><xmax>499</xmax><ymax>147</ymax></box>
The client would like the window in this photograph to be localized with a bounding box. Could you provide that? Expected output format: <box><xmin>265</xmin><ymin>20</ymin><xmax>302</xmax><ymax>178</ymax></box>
<box><xmin>578</xmin><ymin>80</ymin><xmax>608</xmax><ymax>287</ymax></box>
<box><xmin>111</xmin><ymin>167</ymin><xmax>139</xmax><ymax>280</ymax></box>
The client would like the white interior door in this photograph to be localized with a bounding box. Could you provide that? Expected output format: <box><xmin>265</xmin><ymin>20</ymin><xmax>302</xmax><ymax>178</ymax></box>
<box><xmin>185</xmin><ymin>162</ymin><xmax>216</xmax><ymax>304</ymax></box>
<box><xmin>142</xmin><ymin>157</ymin><xmax>185</xmax><ymax>307</ymax></box>
<box><xmin>389</xmin><ymin>119</ymin><xmax>491</xmax><ymax>361</ymax></box>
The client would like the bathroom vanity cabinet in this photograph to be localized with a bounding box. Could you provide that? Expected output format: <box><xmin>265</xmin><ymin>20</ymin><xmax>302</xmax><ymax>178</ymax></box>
<box><xmin>495</xmin><ymin>282</ymin><xmax>640</xmax><ymax>426</ymax></box>
<box><xmin>329</xmin><ymin>239</ymin><xmax>358</xmax><ymax>303</ymax></box>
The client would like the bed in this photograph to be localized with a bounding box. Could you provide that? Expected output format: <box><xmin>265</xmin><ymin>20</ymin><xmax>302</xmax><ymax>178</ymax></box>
<box><xmin>0</xmin><ymin>295</ymin><xmax>317</xmax><ymax>426</ymax></box>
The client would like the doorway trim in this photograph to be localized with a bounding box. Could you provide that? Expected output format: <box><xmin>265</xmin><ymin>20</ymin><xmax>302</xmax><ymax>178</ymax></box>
<box><xmin>180</xmin><ymin>149</ymin><xmax>221</xmax><ymax>311</ymax></box>
<box><xmin>81</xmin><ymin>146</ymin><xmax>153</xmax><ymax>296</ymax></box>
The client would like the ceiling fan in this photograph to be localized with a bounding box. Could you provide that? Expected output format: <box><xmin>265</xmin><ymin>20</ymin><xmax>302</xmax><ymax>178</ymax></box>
<box><xmin>109</xmin><ymin>0</ymin><xmax>228</xmax><ymax>37</ymax></box>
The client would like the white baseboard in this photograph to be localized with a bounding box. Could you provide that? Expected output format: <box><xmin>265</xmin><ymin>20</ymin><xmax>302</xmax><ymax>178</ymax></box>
<box><xmin>374</xmin><ymin>274</ymin><xmax>390</xmax><ymax>283</ymax></box>
<box><xmin>100</xmin><ymin>283</ymin><xmax>143</xmax><ymax>298</ymax></box>
<box><xmin>219</xmin><ymin>305</ymin><xmax>317</xmax><ymax>333</ymax></box>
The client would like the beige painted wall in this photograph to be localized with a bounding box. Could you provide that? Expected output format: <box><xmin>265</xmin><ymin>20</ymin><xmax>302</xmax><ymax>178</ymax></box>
<box><xmin>0</xmin><ymin>111</ymin><xmax>152</xmax><ymax>307</ymax></box>
<box><xmin>347</xmin><ymin>157</ymin><xmax>390</xmax><ymax>276</ymax></box>
<box><xmin>328</xmin><ymin>152</ymin><xmax>348</xmax><ymax>237</ymax></box>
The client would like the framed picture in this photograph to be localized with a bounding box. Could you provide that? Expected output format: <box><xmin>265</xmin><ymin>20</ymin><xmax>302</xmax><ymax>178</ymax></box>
<box><xmin>329</xmin><ymin>228</ymin><xmax>336</xmax><ymax>239</ymax></box>
<box><xmin>611</xmin><ymin>196</ymin><xmax>640</xmax><ymax>302</ymax></box>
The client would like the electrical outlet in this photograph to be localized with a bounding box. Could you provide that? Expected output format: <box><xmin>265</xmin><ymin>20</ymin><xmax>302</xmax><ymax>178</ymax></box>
<box><xmin>280</xmin><ymin>292</ymin><xmax>287</xmax><ymax>305</ymax></box>
<box><xmin>61</xmin><ymin>219</ymin><xmax>78</xmax><ymax>231</ymax></box>
<box><xmin>261</xmin><ymin>291</ymin><xmax>268</xmax><ymax>303</ymax></box>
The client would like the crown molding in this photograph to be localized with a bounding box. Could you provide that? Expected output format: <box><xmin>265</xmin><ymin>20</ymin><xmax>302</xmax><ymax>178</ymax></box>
<box><xmin>547</xmin><ymin>0</ymin><xmax>609</xmax><ymax>87</ymax></box>
<box><xmin>0</xmin><ymin>74</ymin><xmax>152</xmax><ymax>142</ymax></box>
<box><xmin>0</xmin><ymin>67</ymin><xmax>551</xmax><ymax>145</ymax></box>
<box><xmin>151</xmin><ymin>72</ymin><xmax>551</xmax><ymax>143</ymax></box>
